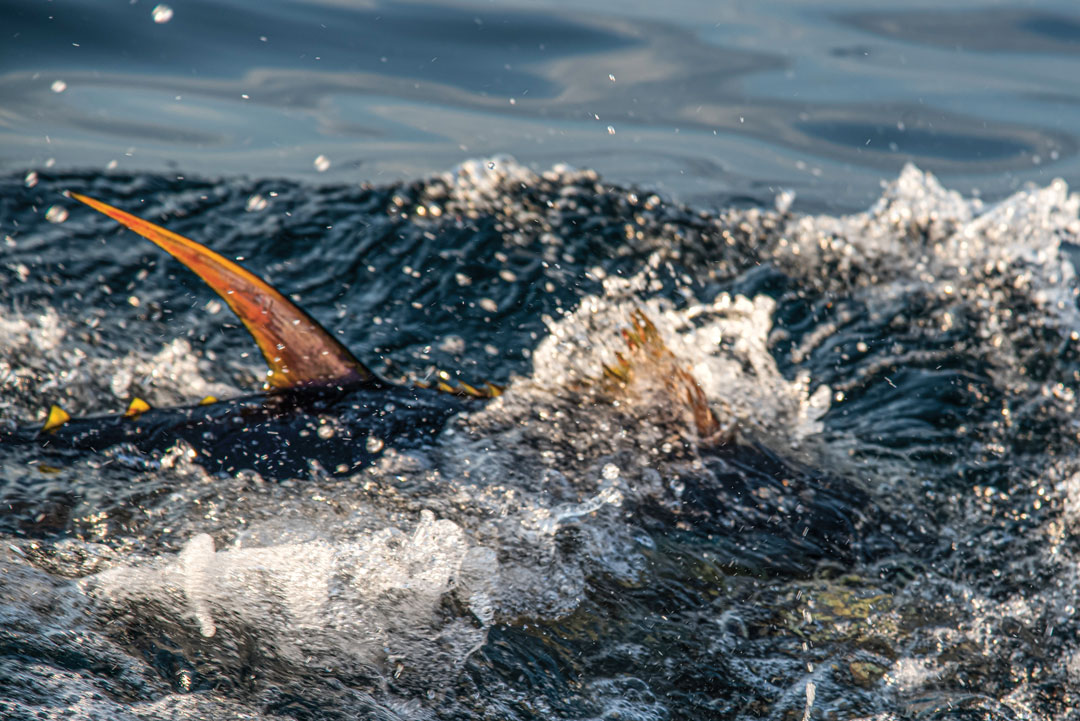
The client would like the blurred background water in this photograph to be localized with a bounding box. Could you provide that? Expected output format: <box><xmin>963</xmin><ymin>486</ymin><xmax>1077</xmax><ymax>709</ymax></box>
<box><xmin>4</xmin><ymin>0</ymin><xmax>1080</xmax><ymax>210</ymax></box>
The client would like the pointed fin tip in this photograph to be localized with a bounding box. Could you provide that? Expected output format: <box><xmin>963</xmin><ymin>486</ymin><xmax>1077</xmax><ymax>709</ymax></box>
<box><xmin>68</xmin><ymin>192</ymin><xmax>374</xmax><ymax>390</ymax></box>
<box><xmin>42</xmin><ymin>404</ymin><xmax>71</xmax><ymax>432</ymax></box>
<box><xmin>124</xmin><ymin>397</ymin><xmax>151</xmax><ymax>418</ymax></box>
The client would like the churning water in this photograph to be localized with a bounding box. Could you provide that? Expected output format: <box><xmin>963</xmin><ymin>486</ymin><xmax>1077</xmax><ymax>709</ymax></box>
<box><xmin>3</xmin><ymin>160</ymin><xmax>1080</xmax><ymax>720</ymax></box>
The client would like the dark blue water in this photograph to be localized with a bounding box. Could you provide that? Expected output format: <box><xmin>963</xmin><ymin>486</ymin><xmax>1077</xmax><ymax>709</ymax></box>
<box><xmin>4</xmin><ymin>0</ymin><xmax>1080</xmax><ymax>209</ymax></box>
<box><xmin>5</xmin><ymin>3</ymin><xmax>1080</xmax><ymax>720</ymax></box>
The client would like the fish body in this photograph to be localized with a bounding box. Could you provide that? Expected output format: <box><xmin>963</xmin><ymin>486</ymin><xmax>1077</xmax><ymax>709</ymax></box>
<box><xmin>10</xmin><ymin>381</ymin><xmax>465</xmax><ymax>478</ymax></box>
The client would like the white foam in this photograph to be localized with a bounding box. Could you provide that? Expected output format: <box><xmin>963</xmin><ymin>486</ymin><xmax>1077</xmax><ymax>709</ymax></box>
<box><xmin>85</xmin><ymin>510</ymin><xmax>497</xmax><ymax>679</ymax></box>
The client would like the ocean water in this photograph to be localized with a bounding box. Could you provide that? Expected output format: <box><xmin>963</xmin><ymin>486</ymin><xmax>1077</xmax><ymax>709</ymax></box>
<box><xmin>4</xmin><ymin>1</ymin><xmax>1080</xmax><ymax>720</ymax></box>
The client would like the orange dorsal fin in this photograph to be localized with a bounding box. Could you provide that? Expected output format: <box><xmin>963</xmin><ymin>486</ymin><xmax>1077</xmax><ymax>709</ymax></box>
<box><xmin>69</xmin><ymin>193</ymin><xmax>372</xmax><ymax>390</ymax></box>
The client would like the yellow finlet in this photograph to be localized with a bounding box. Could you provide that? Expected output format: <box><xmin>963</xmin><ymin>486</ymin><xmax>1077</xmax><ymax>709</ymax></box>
<box><xmin>125</xmin><ymin>397</ymin><xmax>152</xmax><ymax>418</ymax></box>
<box><xmin>42</xmin><ymin>404</ymin><xmax>71</xmax><ymax>432</ymax></box>
<box><xmin>457</xmin><ymin>380</ymin><xmax>485</xmax><ymax>398</ymax></box>
<box><xmin>199</xmin><ymin>395</ymin><xmax>218</xmax><ymax>405</ymax></box>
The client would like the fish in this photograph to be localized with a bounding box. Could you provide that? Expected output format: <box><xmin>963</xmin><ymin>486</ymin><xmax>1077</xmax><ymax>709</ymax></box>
<box><xmin>7</xmin><ymin>193</ymin><xmax>502</xmax><ymax>478</ymax></box>
<box><xmin>3</xmin><ymin>192</ymin><xmax>891</xmax><ymax>570</ymax></box>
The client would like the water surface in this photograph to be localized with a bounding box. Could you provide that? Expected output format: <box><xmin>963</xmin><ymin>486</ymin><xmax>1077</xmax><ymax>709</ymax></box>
<box><xmin>4</xmin><ymin>2</ymin><xmax>1080</xmax><ymax>720</ymax></box>
<box><xmin>4</xmin><ymin>0</ymin><xmax>1080</xmax><ymax>209</ymax></box>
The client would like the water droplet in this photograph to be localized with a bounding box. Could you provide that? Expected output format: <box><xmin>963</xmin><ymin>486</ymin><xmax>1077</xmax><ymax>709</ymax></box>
<box><xmin>105</xmin><ymin>159</ymin><xmax>118</xmax><ymax>170</ymax></box>
<box><xmin>608</xmin><ymin>73</ymin><xmax>616</xmax><ymax>82</ymax></box>
<box><xmin>317</xmin><ymin>424</ymin><xmax>335</xmax><ymax>440</ymax></box>
<box><xmin>45</xmin><ymin>205</ymin><xmax>68</xmax><ymax>224</ymax></box>
<box><xmin>313</xmin><ymin>154</ymin><xmax>331</xmax><ymax>172</ymax></box>
<box><xmin>607</xmin><ymin>125</ymin><xmax>615</xmax><ymax>135</ymax></box>
<box><xmin>152</xmin><ymin>4</ymin><xmax>174</xmax><ymax>23</ymax></box>
<box><xmin>50</xmin><ymin>80</ymin><xmax>67</xmax><ymax>93</ymax></box>
<box><xmin>601</xmin><ymin>463</ymin><xmax>620</xmax><ymax>480</ymax></box>
<box><xmin>487</xmin><ymin>161</ymin><xmax>495</xmax><ymax>170</ymax></box>
<box><xmin>634</xmin><ymin>533</ymin><xmax>655</xmax><ymax>548</ymax></box>
<box><xmin>23</xmin><ymin>171</ymin><xmax>38</xmax><ymax>188</ymax></box>
<box><xmin>366</xmin><ymin>436</ymin><xmax>385</xmax><ymax>453</ymax></box>
<box><xmin>479</xmin><ymin>298</ymin><xmax>498</xmax><ymax>313</ymax></box>
<box><xmin>245</xmin><ymin>194</ymin><xmax>267</xmax><ymax>212</ymax></box>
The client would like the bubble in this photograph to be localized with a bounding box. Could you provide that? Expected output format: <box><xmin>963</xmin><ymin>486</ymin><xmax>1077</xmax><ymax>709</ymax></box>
<box><xmin>607</xmin><ymin>125</ymin><xmax>615</xmax><ymax>135</ymax></box>
<box><xmin>479</xmin><ymin>298</ymin><xmax>498</xmax><ymax>313</ymax></box>
<box><xmin>313</xmin><ymin>154</ymin><xmax>331</xmax><ymax>172</ymax></box>
<box><xmin>245</xmin><ymin>194</ymin><xmax>267</xmax><ymax>212</ymax></box>
<box><xmin>487</xmin><ymin>161</ymin><xmax>495</xmax><ymax>170</ymax></box>
<box><xmin>366</xmin><ymin>436</ymin><xmax>385</xmax><ymax>453</ymax></box>
<box><xmin>317</xmin><ymin>424</ymin><xmax>335</xmax><ymax>440</ymax></box>
<box><xmin>608</xmin><ymin>73</ymin><xmax>616</xmax><ymax>82</ymax></box>
<box><xmin>45</xmin><ymin>205</ymin><xmax>68</xmax><ymax>224</ymax></box>
<box><xmin>23</xmin><ymin>171</ymin><xmax>38</xmax><ymax>188</ymax></box>
<box><xmin>601</xmin><ymin>463</ymin><xmax>620</xmax><ymax>480</ymax></box>
<box><xmin>151</xmin><ymin>4</ymin><xmax>173</xmax><ymax>23</ymax></box>
<box><xmin>50</xmin><ymin>80</ymin><xmax>67</xmax><ymax>93</ymax></box>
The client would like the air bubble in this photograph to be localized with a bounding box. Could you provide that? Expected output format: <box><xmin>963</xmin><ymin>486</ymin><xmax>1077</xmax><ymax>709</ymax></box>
<box><xmin>50</xmin><ymin>80</ymin><xmax>67</xmax><ymax>93</ymax></box>
<box><xmin>313</xmin><ymin>154</ymin><xmax>331</xmax><ymax>172</ymax></box>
